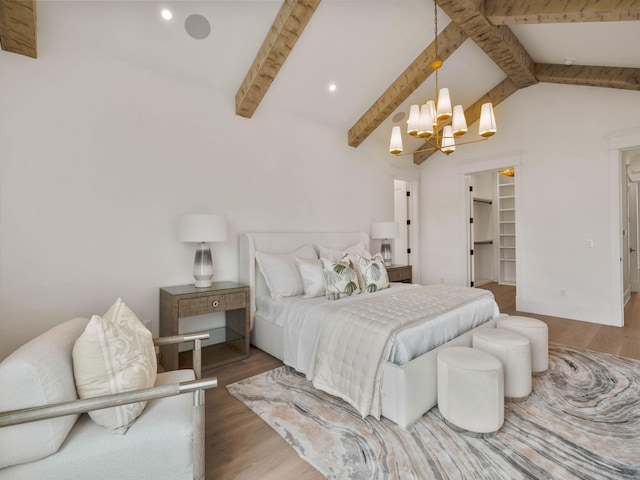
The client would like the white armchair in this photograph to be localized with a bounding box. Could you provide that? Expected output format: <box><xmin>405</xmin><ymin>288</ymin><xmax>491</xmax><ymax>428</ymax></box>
<box><xmin>0</xmin><ymin>318</ymin><xmax>217</xmax><ymax>480</ymax></box>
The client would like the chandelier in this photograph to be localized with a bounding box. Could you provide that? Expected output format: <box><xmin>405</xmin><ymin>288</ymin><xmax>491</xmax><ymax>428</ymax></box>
<box><xmin>389</xmin><ymin>1</ymin><xmax>497</xmax><ymax>156</ymax></box>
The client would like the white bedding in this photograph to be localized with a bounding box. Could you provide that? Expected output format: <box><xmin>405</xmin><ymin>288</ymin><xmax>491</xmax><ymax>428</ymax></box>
<box><xmin>256</xmin><ymin>284</ymin><xmax>498</xmax><ymax>374</ymax></box>
<box><xmin>309</xmin><ymin>284</ymin><xmax>498</xmax><ymax>418</ymax></box>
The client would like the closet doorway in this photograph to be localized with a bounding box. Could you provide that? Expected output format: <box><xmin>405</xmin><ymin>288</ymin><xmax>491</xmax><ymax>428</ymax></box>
<box><xmin>467</xmin><ymin>169</ymin><xmax>517</xmax><ymax>288</ymax></box>
<box><xmin>623</xmin><ymin>148</ymin><xmax>640</xmax><ymax>305</ymax></box>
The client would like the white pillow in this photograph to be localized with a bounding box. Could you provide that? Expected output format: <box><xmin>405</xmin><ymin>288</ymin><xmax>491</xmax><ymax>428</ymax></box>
<box><xmin>72</xmin><ymin>298</ymin><xmax>157</xmax><ymax>434</ymax></box>
<box><xmin>256</xmin><ymin>244</ymin><xmax>317</xmax><ymax>300</ymax></box>
<box><xmin>295</xmin><ymin>257</ymin><xmax>325</xmax><ymax>298</ymax></box>
<box><xmin>356</xmin><ymin>254</ymin><xmax>390</xmax><ymax>293</ymax></box>
<box><xmin>320</xmin><ymin>257</ymin><xmax>361</xmax><ymax>296</ymax></box>
<box><xmin>0</xmin><ymin>318</ymin><xmax>89</xmax><ymax>468</ymax></box>
<box><xmin>317</xmin><ymin>242</ymin><xmax>370</xmax><ymax>262</ymax></box>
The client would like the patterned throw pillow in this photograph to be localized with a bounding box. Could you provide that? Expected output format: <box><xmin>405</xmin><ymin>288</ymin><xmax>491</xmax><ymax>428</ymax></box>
<box><xmin>72</xmin><ymin>298</ymin><xmax>157</xmax><ymax>434</ymax></box>
<box><xmin>320</xmin><ymin>257</ymin><xmax>361</xmax><ymax>296</ymax></box>
<box><xmin>356</xmin><ymin>254</ymin><xmax>390</xmax><ymax>293</ymax></box>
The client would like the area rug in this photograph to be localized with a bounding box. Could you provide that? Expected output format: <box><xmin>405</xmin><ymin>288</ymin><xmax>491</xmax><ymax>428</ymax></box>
<box><xmin>227</xmin><ymin>345</ymin><xmax>640</xmax><ymax>479</ymax></box>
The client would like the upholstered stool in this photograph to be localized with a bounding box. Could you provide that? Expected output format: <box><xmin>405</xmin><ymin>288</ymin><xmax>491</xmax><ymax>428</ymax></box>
<box><xmin>497</xmin><ymin>315</ymin><xmax>549</xmax><ymax>375</ymax></box>
<box><xmin>473</xmin><ymin>328</ymin><xmax>532</xmax><ymax>402</ymax></box>
<box><xmin>437</xmin><ymin>346</ymin><xmax>504</xmax><ymax>435</ymax></box>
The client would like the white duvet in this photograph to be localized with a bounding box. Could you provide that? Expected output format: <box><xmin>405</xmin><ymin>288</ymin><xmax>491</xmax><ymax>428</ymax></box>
<box><xmin>261</xmin><ymin>284</ymin><xmax>499</xmax><ymax>419</ymax></box>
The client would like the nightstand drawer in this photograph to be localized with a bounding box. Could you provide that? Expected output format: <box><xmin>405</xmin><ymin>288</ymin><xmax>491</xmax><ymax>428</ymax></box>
<box><xmin>179</xmin><ymin>292</ymin><xmax>246</xmax><ymax>317</ymax></box>
<box><xmin>387</xmin><ymin>265</ymin><xmax>412</xmax><ymax>283</ymax></box>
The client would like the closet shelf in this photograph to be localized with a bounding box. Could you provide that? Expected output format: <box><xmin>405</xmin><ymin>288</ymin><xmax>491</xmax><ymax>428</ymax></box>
<box><xmin>500</xmin><ymin>258</ymin><xmax>516</xmax><ymax>262</ymax></box>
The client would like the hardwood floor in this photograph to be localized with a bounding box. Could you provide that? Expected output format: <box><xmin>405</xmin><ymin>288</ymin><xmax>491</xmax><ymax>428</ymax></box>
<box><xmin>204</xmin><ymin>284</ymin><xmax>640</xmax><ymax>479</ymax></box>
<box><xmin>481</xmin><ymin>282</ymin><xmax>640</xmax><ymax>361</ymax></box>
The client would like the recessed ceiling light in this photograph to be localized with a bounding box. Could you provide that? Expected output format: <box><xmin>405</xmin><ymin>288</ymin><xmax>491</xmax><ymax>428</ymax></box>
<box><xmin>161</xmin><ymin>9</ymin><xmax>173</xmax><ymax>21</ymax></box>
<box><xmin>329</xmin><ymin>84</ymin><xmax>337</xmax><ymax>92</ymax></box>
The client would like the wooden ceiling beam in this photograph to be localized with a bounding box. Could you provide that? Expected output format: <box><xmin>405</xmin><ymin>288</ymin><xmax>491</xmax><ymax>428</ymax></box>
<box><xmin>348</xmin><ymin>22</ymin><xmax>467</xmax><ymax>148</ymax></box>
<box><xmin>536</xmin><ymin>63</ymin><xmax>640</xmax><ymax>90</ymax></box>
<box><xmin>413</xmin><ymin>77</ymin><xmax>519</xmax><ymax>165</ymax></box>
<box><xmin>235</xmin><ymin>0</ymin><xmax>320</xmax><ymax>119</ymax></box>
<box><xmin>0</xmin><ymin>0</ymin><xmax>37</xmax><ymax>58</ymax></box>
<box><xmin>486</xmin><ymin>0</ymin><xmax>640</xmax><ymax>25</ymax></box>
<box><xmin>436</xmin><ymin>0</ymin><xmax>537</xmax><ymax>88</ymax></box>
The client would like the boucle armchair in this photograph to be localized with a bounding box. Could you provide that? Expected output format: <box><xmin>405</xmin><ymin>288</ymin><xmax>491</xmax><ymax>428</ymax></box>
<box><xmin>0</xmin><ymin>317</ymin><xmax>217</xmax><ymax>480</ymax></box>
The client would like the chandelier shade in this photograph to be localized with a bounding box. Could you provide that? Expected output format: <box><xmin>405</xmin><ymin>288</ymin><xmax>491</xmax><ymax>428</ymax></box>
<box><xmin>389</xmin><ymin>1</ymin><xmax>497</xmax><ymax>157</ymax></box>
<box><xmin>479</xmin><ymin>103</ymin><xmax>497</xmax><ymax>138</ymax></box>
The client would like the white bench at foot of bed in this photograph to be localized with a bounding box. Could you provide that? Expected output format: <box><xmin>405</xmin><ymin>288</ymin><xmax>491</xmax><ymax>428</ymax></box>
<box><xmin>381</xmin><ymin>318</ymin><xmax>497</xmax><ymax>429</ymax></box>
<box><xmin>251</xmin><ymin>315</ymin><xmax>498</xmax><ymax>429</ymax></box>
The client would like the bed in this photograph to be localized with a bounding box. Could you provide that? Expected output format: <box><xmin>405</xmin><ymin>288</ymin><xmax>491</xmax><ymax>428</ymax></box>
<box><xmin>239</xmin><ymin>232</ymin><xmax>500</xmax><ymax>428</ymax></box>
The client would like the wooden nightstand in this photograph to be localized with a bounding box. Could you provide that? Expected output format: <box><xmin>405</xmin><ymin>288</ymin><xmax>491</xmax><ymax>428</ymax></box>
<box><xmin>159</xmin><ymin>282</ymin><xmax>250</xmax><ymax>372</ymax></box>
<box><xmin>387</xmin><ymin>264</ymin><xmax>413</xmax><ymax>283</ymax></box>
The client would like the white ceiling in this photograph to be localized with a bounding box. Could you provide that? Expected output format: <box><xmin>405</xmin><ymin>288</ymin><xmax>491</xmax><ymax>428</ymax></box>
<box><xmin>34</xmin><ymin>1</ymin><xmax>640</xmax><ymax>154</ymax></box>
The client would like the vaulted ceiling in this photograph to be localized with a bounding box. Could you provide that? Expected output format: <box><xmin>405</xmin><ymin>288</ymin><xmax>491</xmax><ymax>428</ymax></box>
<box><xmin>233</xmin><ymin>0</ymin><xmax>640</xmax><ymax>165</ymax></box>
<box><xmin>2</xmin><ymin>0</ymin><xmax>639</xmax><ymax>166</ymax></box>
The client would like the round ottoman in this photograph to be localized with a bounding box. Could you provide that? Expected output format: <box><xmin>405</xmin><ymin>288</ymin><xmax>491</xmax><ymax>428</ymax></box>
<box><xmin>473</xmin><ymin>328</ymin><xmax>532</xmax><ymax>402</ymax></box>
<box><xmin>497</xmin><ymin>315</ymin><xmax>548</xmax><ymax>375</ymax></box>
<box><xmin>437</xmin><ymin>346</ymin><xmax>504</xmax><ymax>435</ymax></box>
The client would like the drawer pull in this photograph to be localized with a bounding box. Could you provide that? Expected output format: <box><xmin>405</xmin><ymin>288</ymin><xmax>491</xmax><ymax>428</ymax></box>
<box><xmin>212</xmin><ymin>301</ymin><xmax>219</xmax><ymax>308</ymax></box>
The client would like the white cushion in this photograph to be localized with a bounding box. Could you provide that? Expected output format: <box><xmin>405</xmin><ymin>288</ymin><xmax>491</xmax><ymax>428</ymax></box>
<box><xmin>0</xmin><ymin>318</ymin><xmax>89</xmax><ymax>468</ymax></box>
<box><xmin>320</xmin><ymin>257</ymin><xmax>361</xmax><ymax>296</ymax></box>
<box><xmin>356</xmin><ymin>254</ymin><xmax>390</xmax><ymax>293</ymax></box>
<box><xmin>0</xmin><ymin>370</ymin><xmax>196</xmax><ymax>480</ymax></box>
<box><xmin>72</xmin><ymin>298</ymin><xmax>157</xmax><ymax>434</ymax></box>
<box><xmin>317</xmin><ymin>242</ymin><xmax>370</xmax><ymax>262</ymax></box>
<box><xmin>256</xmin><ymin>244</ymin><xmax>317</xmax><ymax>299</ymax></box>
<box><xmin>295</xmin><ymin>257</ymin><xmax>325</xmax><ymax>298</ymax></box>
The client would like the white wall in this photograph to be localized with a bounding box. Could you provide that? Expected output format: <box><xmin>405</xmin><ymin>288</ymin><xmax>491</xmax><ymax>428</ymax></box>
<box><xmin>420</xmin><ymin>82</ymin><xmax>640</xmax><ymax>325</ymax></box>
<box><xmin>0</xmin><ymin>30</ymin><xmax>415</xmax><ymax>359</ymax></box>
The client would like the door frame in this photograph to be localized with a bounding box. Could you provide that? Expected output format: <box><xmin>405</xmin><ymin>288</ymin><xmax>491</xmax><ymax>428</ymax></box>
<box><xmin>607</xmin><ymin>128</ymin><xmax>640</xmax><ymax>327</ymax></box>
<box><xmin>460</xmin><ymin>151</ymin><xmax>522</xmax><ymax>292</ymax></box>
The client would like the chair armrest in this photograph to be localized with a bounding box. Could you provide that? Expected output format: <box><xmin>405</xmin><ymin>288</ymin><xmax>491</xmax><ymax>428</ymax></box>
<box><xmin>153</xmin><ymin>332</ymin><xmax>209</xmax><ymax>346</ymax></box>
<box><xmin>154</xmin><ymin>332</ymin><xmax>209</xmax><ymax>379</ymax></box>
<box><xmin>0</xmin><ymin>377</ymin><xmax>218</xmax><ymax>427</ymax></box>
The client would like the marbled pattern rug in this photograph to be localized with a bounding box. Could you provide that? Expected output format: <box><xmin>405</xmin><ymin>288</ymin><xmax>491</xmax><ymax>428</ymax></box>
<box><xmin>227</xmin><ymin>345</ymin><xmax>640</xmax><ymax>479</ymax></box>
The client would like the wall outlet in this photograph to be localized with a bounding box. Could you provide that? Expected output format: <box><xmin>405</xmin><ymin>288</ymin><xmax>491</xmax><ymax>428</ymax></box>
<box><xmin>581</xmin><ymin>239</ymin><xmax>594</xmax><ymax>248</ymax></box>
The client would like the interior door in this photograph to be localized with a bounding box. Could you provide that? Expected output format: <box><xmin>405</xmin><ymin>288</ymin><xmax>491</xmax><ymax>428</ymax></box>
<box><xmin>466</xmin><ymin>176</ymin><xmax>475</xmax><ymax>287</ymax></box>
<box><xmin>629</xmin><ymin>182</ymin><xmax>639</xmax><ymax>293</ymax></box>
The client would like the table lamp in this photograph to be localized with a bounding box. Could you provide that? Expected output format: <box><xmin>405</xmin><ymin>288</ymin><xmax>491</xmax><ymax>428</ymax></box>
<box><xmin>178</xmin><ymin>214</ymin><xmax>227</xmax><ymax>288</ymax></box>
<box><xmin>371</xmin><ymin>221</ymin><xmax>400</xmax><ymax>266</ymax></box>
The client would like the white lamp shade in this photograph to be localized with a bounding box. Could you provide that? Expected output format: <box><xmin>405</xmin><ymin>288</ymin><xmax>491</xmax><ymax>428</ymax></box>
<box><xmin>407</xmin><ymin>105</ymin><xmax>420</xmax><ymax>136</ymax></box>
<box><xmin>389</xmin><ymin>126</ymin><xmax>403</xmax><ymax>155</ymax></box>
<box><xmin>178</xmin><ymin>214</ymin><xmax>227</xmax><ymax>243</ymax></box>
<box><xmin>479</xmin><ymin>103</ymin><xmax>497</xmax><ymax>138</ymax></box>
<box><xmin>451</xmin><ymin>105</ymin><xmax>468</xmax><ymax>137</ymax></box>
<box><xmin>418</xmin><ymin>102</ymin><xmax>435</xmax><ymax>138</ymax></box>
<box><xmin>441</xmin><ymin>125</ymin><xmax>456</xmax><ymax>155</ymax></box>
<box><xmin>371</xmin><ymin>221</ymin><xmax>400</xmax><ymax>240</ymax></box>
<box><xmin>436</xmin><ymin>88</ymin><xmax>452</xmax><ymax>121</ymax></box>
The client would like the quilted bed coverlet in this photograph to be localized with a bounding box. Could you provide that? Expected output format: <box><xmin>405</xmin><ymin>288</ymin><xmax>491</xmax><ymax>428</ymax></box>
<box><xmin>310</xmin><ymin>284</ymin><xmax>496</xmax><ymax>419</ymax></box>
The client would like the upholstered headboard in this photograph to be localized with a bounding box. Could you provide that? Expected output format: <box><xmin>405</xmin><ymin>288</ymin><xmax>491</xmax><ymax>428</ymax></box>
<box><xmin>238</xmin><ymin>232</ymin><xmax>370</xmax><ymax>330</ymax></box>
